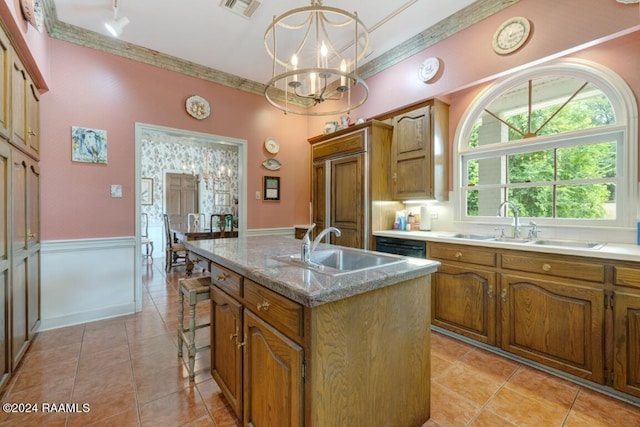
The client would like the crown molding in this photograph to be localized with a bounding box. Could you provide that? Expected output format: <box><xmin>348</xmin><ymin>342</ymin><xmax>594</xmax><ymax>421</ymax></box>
<box><xmin>42</xmin><ymin>0</ymin><xmax>520</xmax><ymax>103</ymax></box>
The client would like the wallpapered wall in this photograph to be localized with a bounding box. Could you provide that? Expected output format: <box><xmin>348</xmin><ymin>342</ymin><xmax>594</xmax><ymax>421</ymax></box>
<box><xmin>140</xmin><ymin>133</ymin><xmax>239</xmax><ymax>227</ymax></box>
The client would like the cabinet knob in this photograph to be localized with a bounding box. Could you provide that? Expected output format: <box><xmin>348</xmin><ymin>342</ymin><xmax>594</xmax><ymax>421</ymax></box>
<box><xmin>216</xmin><ymin>273</ymin><xmax>230</xmax><ymax>281</ymax></box>
<box><xmin>27</xmin><ymin>233</ymin><xmax>36</xmax><ymax>239</ymax></box>
<box><xmin>455</xmin><ymin>251</ymin><xmax>462</xmax><ymax>260</ymax></box>
<box><xmin>28</xmin><ymin>129</ymin><xmax>36</xmax><ymax>136</ymax></box>
<box><xmin>542</xmin><ymin>263</ymin><xmax>551</xmax><ymax>272</ymax></box>
<box><xmin>257</xmin><ymin>300</ymin><xmax>270</xmax><ymax>311</ymax></box>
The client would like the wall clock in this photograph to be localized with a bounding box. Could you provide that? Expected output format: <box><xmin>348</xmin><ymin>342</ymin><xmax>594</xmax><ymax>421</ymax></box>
<box><xmin>186</xmin><ymin>95</ymin><xmax>210</xmax><ymax>120</ymax></box>
<box><xmin>492</xmin><ymin>17</ymin><xmax>531</xmax><ymax>55</ymax></box>
<box><xmin>418</xmin><ymin>57</ymin><xmax>440</xmax><ymax>83</ymax></box>
<box><xmin>20</xmin><ymin>0</ymin><xmax>44</xmax><ymax>32</ymax></box>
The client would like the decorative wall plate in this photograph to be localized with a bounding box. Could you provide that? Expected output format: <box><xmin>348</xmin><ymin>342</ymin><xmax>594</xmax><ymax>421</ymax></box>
<box><xmin>265</xmin><ymin>137</ymin><xmax>280</xmax><ymax>154</ymax></box>
<box><xmin>20</xmin><ymin>0</ymin><xmax>44</xmax><ymax>32</ymax></box>
<box><xmin>262</xmin><ymin>158</ymin><xmax>281</xmax><ymax>170</ymax></box>
<box><xmin>418</xmin><ymin>57</ymin><xmax>440</xmax><ymax>83</ymax></box>
<box><xmin>186</xmin><ymin>95</ymin><xmax>210</xmax><ymax>120</ymax></box>
<box><xmin>492</xmin><ymin>17</ymin><xmax>531</xmax><ymax>55</ymax></box>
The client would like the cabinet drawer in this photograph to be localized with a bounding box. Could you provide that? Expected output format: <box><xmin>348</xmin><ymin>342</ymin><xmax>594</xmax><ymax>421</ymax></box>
<box><xmin>429</xmin><ymin>244</ymin><xmax>496</xmax><ymax>267</ymax></box>
<box><xmin>614</xmin><ymin>265</ymin><xmax>640</xmax><ymax>290</ymax></box>
<box><xmin>502</xmin><ymin>253</ymin><xmax>605</xmax><ymax>283</ymax></box>
<box><xmin>210</xmin><ymin>263</ymin><xmax>243</xmax><ymax>297</ymax></box>
<box><xmin>244</xmin><ymin>279</ymin><xmax>303</xmax><ymax>341</ymax></box>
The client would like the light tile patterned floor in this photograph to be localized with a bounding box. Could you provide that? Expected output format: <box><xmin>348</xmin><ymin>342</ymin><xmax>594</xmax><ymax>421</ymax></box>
<box><xmin>0</xmin><ymin>258</ymin><xmax>638</xmax><ymax>426</ymax></box>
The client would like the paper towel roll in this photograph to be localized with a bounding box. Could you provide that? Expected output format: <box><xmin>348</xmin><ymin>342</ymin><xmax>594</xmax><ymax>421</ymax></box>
<box><xmin>420</xmin><ymin>206</ymin><xmax>431</xmax><ymax>231</ymax></box>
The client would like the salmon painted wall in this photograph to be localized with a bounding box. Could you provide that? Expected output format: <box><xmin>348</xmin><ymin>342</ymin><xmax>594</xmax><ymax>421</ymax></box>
<box><xmin>40</xmin><ymin>39</ymin><xmax>310</xmax><ymax>240</ymax></box>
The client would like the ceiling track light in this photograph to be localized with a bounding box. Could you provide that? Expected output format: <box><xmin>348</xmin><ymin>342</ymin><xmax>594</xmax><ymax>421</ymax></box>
<box><xmin>105</xmin><ymin>0</ymin><xmax>129</xmax><ymax>37</ymax></box>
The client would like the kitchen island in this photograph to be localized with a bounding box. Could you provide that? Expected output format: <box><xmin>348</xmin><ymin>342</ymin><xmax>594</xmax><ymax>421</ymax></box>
<box><xmin>185</xmin><ymin>235</ymin><xmax>440</xmax><ymax>427</ymax></box>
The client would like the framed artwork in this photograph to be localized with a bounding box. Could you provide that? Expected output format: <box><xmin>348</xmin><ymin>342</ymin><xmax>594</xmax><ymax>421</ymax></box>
<box><xmin>263</xmin><ymin>176</ymin><xmax>280</xmax><ymax>201</ymax></box>
<box><xmin>141</xmin><ymin>178</ymin><xmax>153</xmax><ymax>205</ymax></box>
<box><xmin>71</xmin><ymin>126</ymin><xmax>108</xmax><ymax>164</ymax></box>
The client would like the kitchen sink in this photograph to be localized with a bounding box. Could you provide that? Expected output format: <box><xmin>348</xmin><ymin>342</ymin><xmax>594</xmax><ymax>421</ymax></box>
<box><xmin>447</xmin><ymin>233</ymin><xmax>496</xmax><ymax>240</ymax></box>
<box><xmin>528</xmin><ymin>239</ymin><xmax>605</xmax><ymax>250</ymax></box>
<box><xmin>495</xmin><ymin>236</ymin><xmax>532</xmax><ymax>244</ymax></box>
<box><xmin>276</xmin><ymin>248</ymin><xmax>407</xmax><ymax>275</ymax></box>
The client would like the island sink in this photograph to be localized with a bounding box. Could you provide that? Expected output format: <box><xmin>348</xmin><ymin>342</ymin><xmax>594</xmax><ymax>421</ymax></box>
<box><xmin>276</xmin><ymin>248</ymin><xmax>407</xmax><ymax>275</ymax></box>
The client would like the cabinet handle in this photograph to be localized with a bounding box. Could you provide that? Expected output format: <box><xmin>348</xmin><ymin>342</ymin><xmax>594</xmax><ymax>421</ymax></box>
<box><xmin>28</xmin><ymin>129</ymin><xmax>36</xmax><ymax>136</ymax></box>
<box><xmin>216</xmin><ymin>273</ymin><xmax>230</xmax><ymax>281</ymax></box>
<box><xmin>455</xmin><ymin>251</ymin><xmax>462</xmax><ymax>260</ymax></box>
<box><xmin>487</xmin><ymin>286</ymin><xmax>494</xmax><ymax>298</ymax></box>
<box><xmin>229</xmin><ymin>326</ymin><xmax>238</xmax><ymax>341</ymax></box>
<box><xmin>257</xmin><ymin>300</ymin><xmax>270</xmax><ymax>311</ymax></box>
<box><xmin>27</xmin><ymin>233</ymin><xmax>36</xmax><ymax>239</ymax></box>
<box><xmin>542</xmin><ymin>263</ymin><xmax>551</xmax><ymax>272</ymax></box>
<box><xmin>237</xmin><ymin>333</ymin><xmax>247</xmax><ymax>349</ymax></box>
<box><xmin>501</xmin><ymin>288</ymin><xmax>507</xmax><ymax>302</ymax></box>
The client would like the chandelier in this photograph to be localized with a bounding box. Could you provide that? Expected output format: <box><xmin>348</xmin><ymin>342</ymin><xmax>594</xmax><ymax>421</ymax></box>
<box><xmin>264</xmin><ymin>0</ymin><xmax>370</xmax><ymax>116</ymax></box>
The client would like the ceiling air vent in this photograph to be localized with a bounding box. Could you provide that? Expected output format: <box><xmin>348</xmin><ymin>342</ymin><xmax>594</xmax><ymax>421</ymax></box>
<box><xmin>221</xmin><ymin>0</ymin><xmax>261</xmax><ymax>19</ymax></box>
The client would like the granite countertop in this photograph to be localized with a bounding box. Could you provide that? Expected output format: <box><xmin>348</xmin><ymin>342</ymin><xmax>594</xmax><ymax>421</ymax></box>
<box><xmin>185</xmin><ymin>235</ymin><xmax>439</xmax><ymax>307</ymax></box>
<box><xmin>374</xmin><ymin>230</ymin><xmax>640</xmax><ymax>262</ymax></box>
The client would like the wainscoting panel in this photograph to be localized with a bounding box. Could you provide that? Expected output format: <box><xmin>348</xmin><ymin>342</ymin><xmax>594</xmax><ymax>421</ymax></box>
<box><xmin>40</xmin><ymin>237</ymin><xmax>137</xmax><ymax>331</ymax></box>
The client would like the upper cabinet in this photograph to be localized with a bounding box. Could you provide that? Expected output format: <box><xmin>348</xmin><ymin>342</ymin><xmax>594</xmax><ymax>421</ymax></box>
<box><xmin>390</xmin><ymin>99</ymin><xmax>449</xmax><ymax>201</ymax></box>
<box><xmin>11</xmin><ymin>55</ymin><xmax>39</xmax><ymax>161</ymax></box>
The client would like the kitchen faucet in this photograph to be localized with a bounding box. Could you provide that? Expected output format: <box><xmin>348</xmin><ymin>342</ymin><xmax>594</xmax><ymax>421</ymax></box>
<box><xmin>496</xmin><ymin>200</ymin><xmax>520</xmax><ymax>238</ymax></box>
<box><xmin>301</xmin><ymin>224</ymin><xmax>342</xmax><ymax>263</ymax></box>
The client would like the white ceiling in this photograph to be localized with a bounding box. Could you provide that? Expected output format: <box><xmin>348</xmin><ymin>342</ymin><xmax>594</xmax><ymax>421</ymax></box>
<box><xmin>51</xmin><ymin>0</ymin><xmax>478</xmax><ymax>85</ymax></box>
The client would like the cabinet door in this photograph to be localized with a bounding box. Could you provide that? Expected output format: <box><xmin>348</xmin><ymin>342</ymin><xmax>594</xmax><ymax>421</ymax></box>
<box><xmin>26</xmin><ymin>79</ymin><xmax>39</xmax><ymax>159</ymax></box>
<box><xmin>11</xmin><ymin>152</ymin><xmax>28</xmax><ymax>368</ymax></box>
<box><xmin>211</xmin><ymin>286</ymin><xmax>243</xmax><ymax>418</ymax></box>
<box><xmin>27</xmin><ymin>162</ymin><xmax>40</xmax><ymax>335</ymax></box>
<box><xmin>0</xmin><ymin>143</ymin><xmax>9</xmax><ymax>388</ymax></box>
<box><xmin>392</xmin><ymin>105</ymin><xmax>432</xmax><ymax>199</ymax></box>
<box><xmin>0</xmin><ymin>29</ymin><xmax>10</xmax><ymax>141</ymax></box>
<box><xmin>11</xmin><ymin>57</ymin><xmax>26</xmax><ymax>150</ymax></box>
<box><xmin>613</xmin><ymin>291</ymin><xmax>640</xmax><ymax>398</ymax></box>
<box><xmin>243</xmin><ymin>309</ymin><xmax>304</xmax><ymax>427</ymax></box>
<box><xmin>311</xmin><ymin>162</ymin><xmax>325</xmax><ymax>237</ymax></box>
<box><xmin>330</xmin><ymin>153</ymin><xmax>363</xmax><ymax>249</ymax></box>
<box><xmin>500</xmin><ymin>274</ymin><xmax>604</xmax><ymax>383</ymax></box>
<box><xmin>432</xmin><ymin>263</ymin><xmax>497</xmax><ymax>345</ymax></box>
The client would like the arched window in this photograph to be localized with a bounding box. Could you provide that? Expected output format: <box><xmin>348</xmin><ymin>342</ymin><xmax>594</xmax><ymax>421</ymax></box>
<box><xmin>455</xmin><ymin>59</ymin><xmax>637</xmax><ymax>228</ymax></box>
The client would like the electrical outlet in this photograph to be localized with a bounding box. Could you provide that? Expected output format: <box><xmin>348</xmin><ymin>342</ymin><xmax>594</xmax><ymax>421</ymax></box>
<box><xmin>430</xmin><ymin>211</ymin><xmax>438</xmax><ymax>219</ymax></box>
<box><xmin>255</xmin><ymin>191</ymin><xmax>261</xmax><ymax>200</ymax></box>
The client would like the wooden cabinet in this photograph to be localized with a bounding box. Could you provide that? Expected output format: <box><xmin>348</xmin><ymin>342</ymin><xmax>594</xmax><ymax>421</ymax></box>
<box><xmin>390</xmin><ymin>99</ymin><xmax>449</xmax><ymax>201</ymax></box>
<box><xmin>309</xmin><ymin>120</ymin><xmax>393</xmax><ymax>250</ymax></box>
<box><xmin>612</xmin><ymin>266</ymin><xmax>640</xmax><ymax>398</ymax></box>
<box><xmin>0</xmin><ymin>23</ymin><xmax>42</xmax><ymax>391</ymax></box>
<box><xmin>429</xmin><ymin>243</ymin><xmax>497</xmax><ymax>345</ymax></box>
<box><xmin>210</xmin><ymin>259</ymin><xmax>431</xmax><ymax>426</ymax></box>
<box><xmin>211</xmin><ymin>266</ymin><xmax>305</xmax><ymax>424</ymax></box>
<box><xmin>500</xmin><ymin>273</ymin><xmax>604</xmax><ymax>383</ymax></box>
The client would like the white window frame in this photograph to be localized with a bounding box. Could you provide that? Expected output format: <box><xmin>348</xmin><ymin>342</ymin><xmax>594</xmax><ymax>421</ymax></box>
<box><xmin>453</xmin><ymin>58</ymin><xmax>638</xmax><ymax>230</ymax></box>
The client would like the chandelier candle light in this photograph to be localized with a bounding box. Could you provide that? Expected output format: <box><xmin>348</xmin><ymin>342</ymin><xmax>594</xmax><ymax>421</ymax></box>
<box><xmin>264</xmin><ymin>0</ymin><xmax>370</xmax><ymax>116</ymax></box>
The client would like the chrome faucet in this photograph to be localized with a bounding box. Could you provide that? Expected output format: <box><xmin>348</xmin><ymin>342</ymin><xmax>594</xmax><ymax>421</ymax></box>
<box><xmin>496</xmin><ymin>200</ymin><xmax>520</xmax><ymax>238</ymax></box>
<box><xmin>301</xmin><ymin>224</ymin><xmax>342</xmax><ymax>264</ymax></box>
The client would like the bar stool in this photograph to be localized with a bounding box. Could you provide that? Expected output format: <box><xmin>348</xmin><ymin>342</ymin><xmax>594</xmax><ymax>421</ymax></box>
<box><xmin>177</xmin><ymin>276</ymin><xmax>211</xmax><ymax>381</ymax></box>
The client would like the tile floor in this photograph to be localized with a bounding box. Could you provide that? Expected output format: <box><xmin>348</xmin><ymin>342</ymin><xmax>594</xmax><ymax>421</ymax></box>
<box><xmin>1</xmin><ymin>258</ymin><xmax>639</xmax><ymax>426</ymax></box>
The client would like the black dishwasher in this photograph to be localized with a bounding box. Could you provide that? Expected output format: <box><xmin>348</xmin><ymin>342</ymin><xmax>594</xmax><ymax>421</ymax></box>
<box><xmin>375</xmin><ymin>236</ymin><xmax>426</xmax><ymax>258</ymax></box>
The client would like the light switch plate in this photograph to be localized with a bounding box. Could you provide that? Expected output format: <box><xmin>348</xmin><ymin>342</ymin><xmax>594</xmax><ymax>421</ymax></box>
<box><xmin>111</xmin><ymin>184</ymin><xmax>122</xmax><ymax>198</ymax></box>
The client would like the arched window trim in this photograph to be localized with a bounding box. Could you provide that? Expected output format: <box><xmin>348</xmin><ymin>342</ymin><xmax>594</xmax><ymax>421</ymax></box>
<box><xmin>453</xmin><ymin>58</ymin><xmax>638</xmax><ymax>228</ymax></box>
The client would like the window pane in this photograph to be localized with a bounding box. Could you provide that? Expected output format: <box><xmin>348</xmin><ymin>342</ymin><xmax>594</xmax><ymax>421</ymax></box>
<box><xmin>556</xmin><ymin>184</ymin><xmax>615</xmax><ymax>219</ymax></box>
<box><xmin>557</xmin><ymin>141</ymin><xmax>616</xmax><ymax>180</ymax></box>
<box><xmin>467</xmin><ymin>157</ymin><xmax>505</xmax><ymax>186</ymax></box>
<box><xmin>508</xmin><ymin>187</ymin><xmax>553</xmax><ymax>218</ymax></box>
<box><xmin>507</xmin><ymin>150</ymin><xmax>554</xmax><ymax>183</ymax></box>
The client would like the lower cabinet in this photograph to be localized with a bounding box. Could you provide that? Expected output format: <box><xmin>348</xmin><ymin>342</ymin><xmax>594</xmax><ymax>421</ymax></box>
<box><xmin>500</xmin><ymin>273</ymin><xmax>604</xmax><ymax>383</ymax></box>
<box><xmin>429</xmin><ymin>241</ymin><xmax>640</xmax><ymax>399</ymax></box>
<box><xmin>210</xmin><ymin>260</ymin><xmax>432</xmax><ymax>425</ymax></box>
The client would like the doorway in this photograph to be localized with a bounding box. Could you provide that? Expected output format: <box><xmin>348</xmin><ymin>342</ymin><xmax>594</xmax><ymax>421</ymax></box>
<box><xmin>134</xmin><ymin>123</ymin><xmax>248</xmax><ymax>312</ymax></box>
<box><xmin>165</xmin><ymin>172</ymin><xmax>198</xmax><ymax>229</ymax></box>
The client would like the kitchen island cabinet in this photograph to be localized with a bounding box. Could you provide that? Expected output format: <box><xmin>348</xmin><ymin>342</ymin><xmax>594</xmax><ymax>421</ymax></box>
<box><xmin>187</xmin><ymin>236</ymin><xmax>439</xmax><ymax>426</ymax></box>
